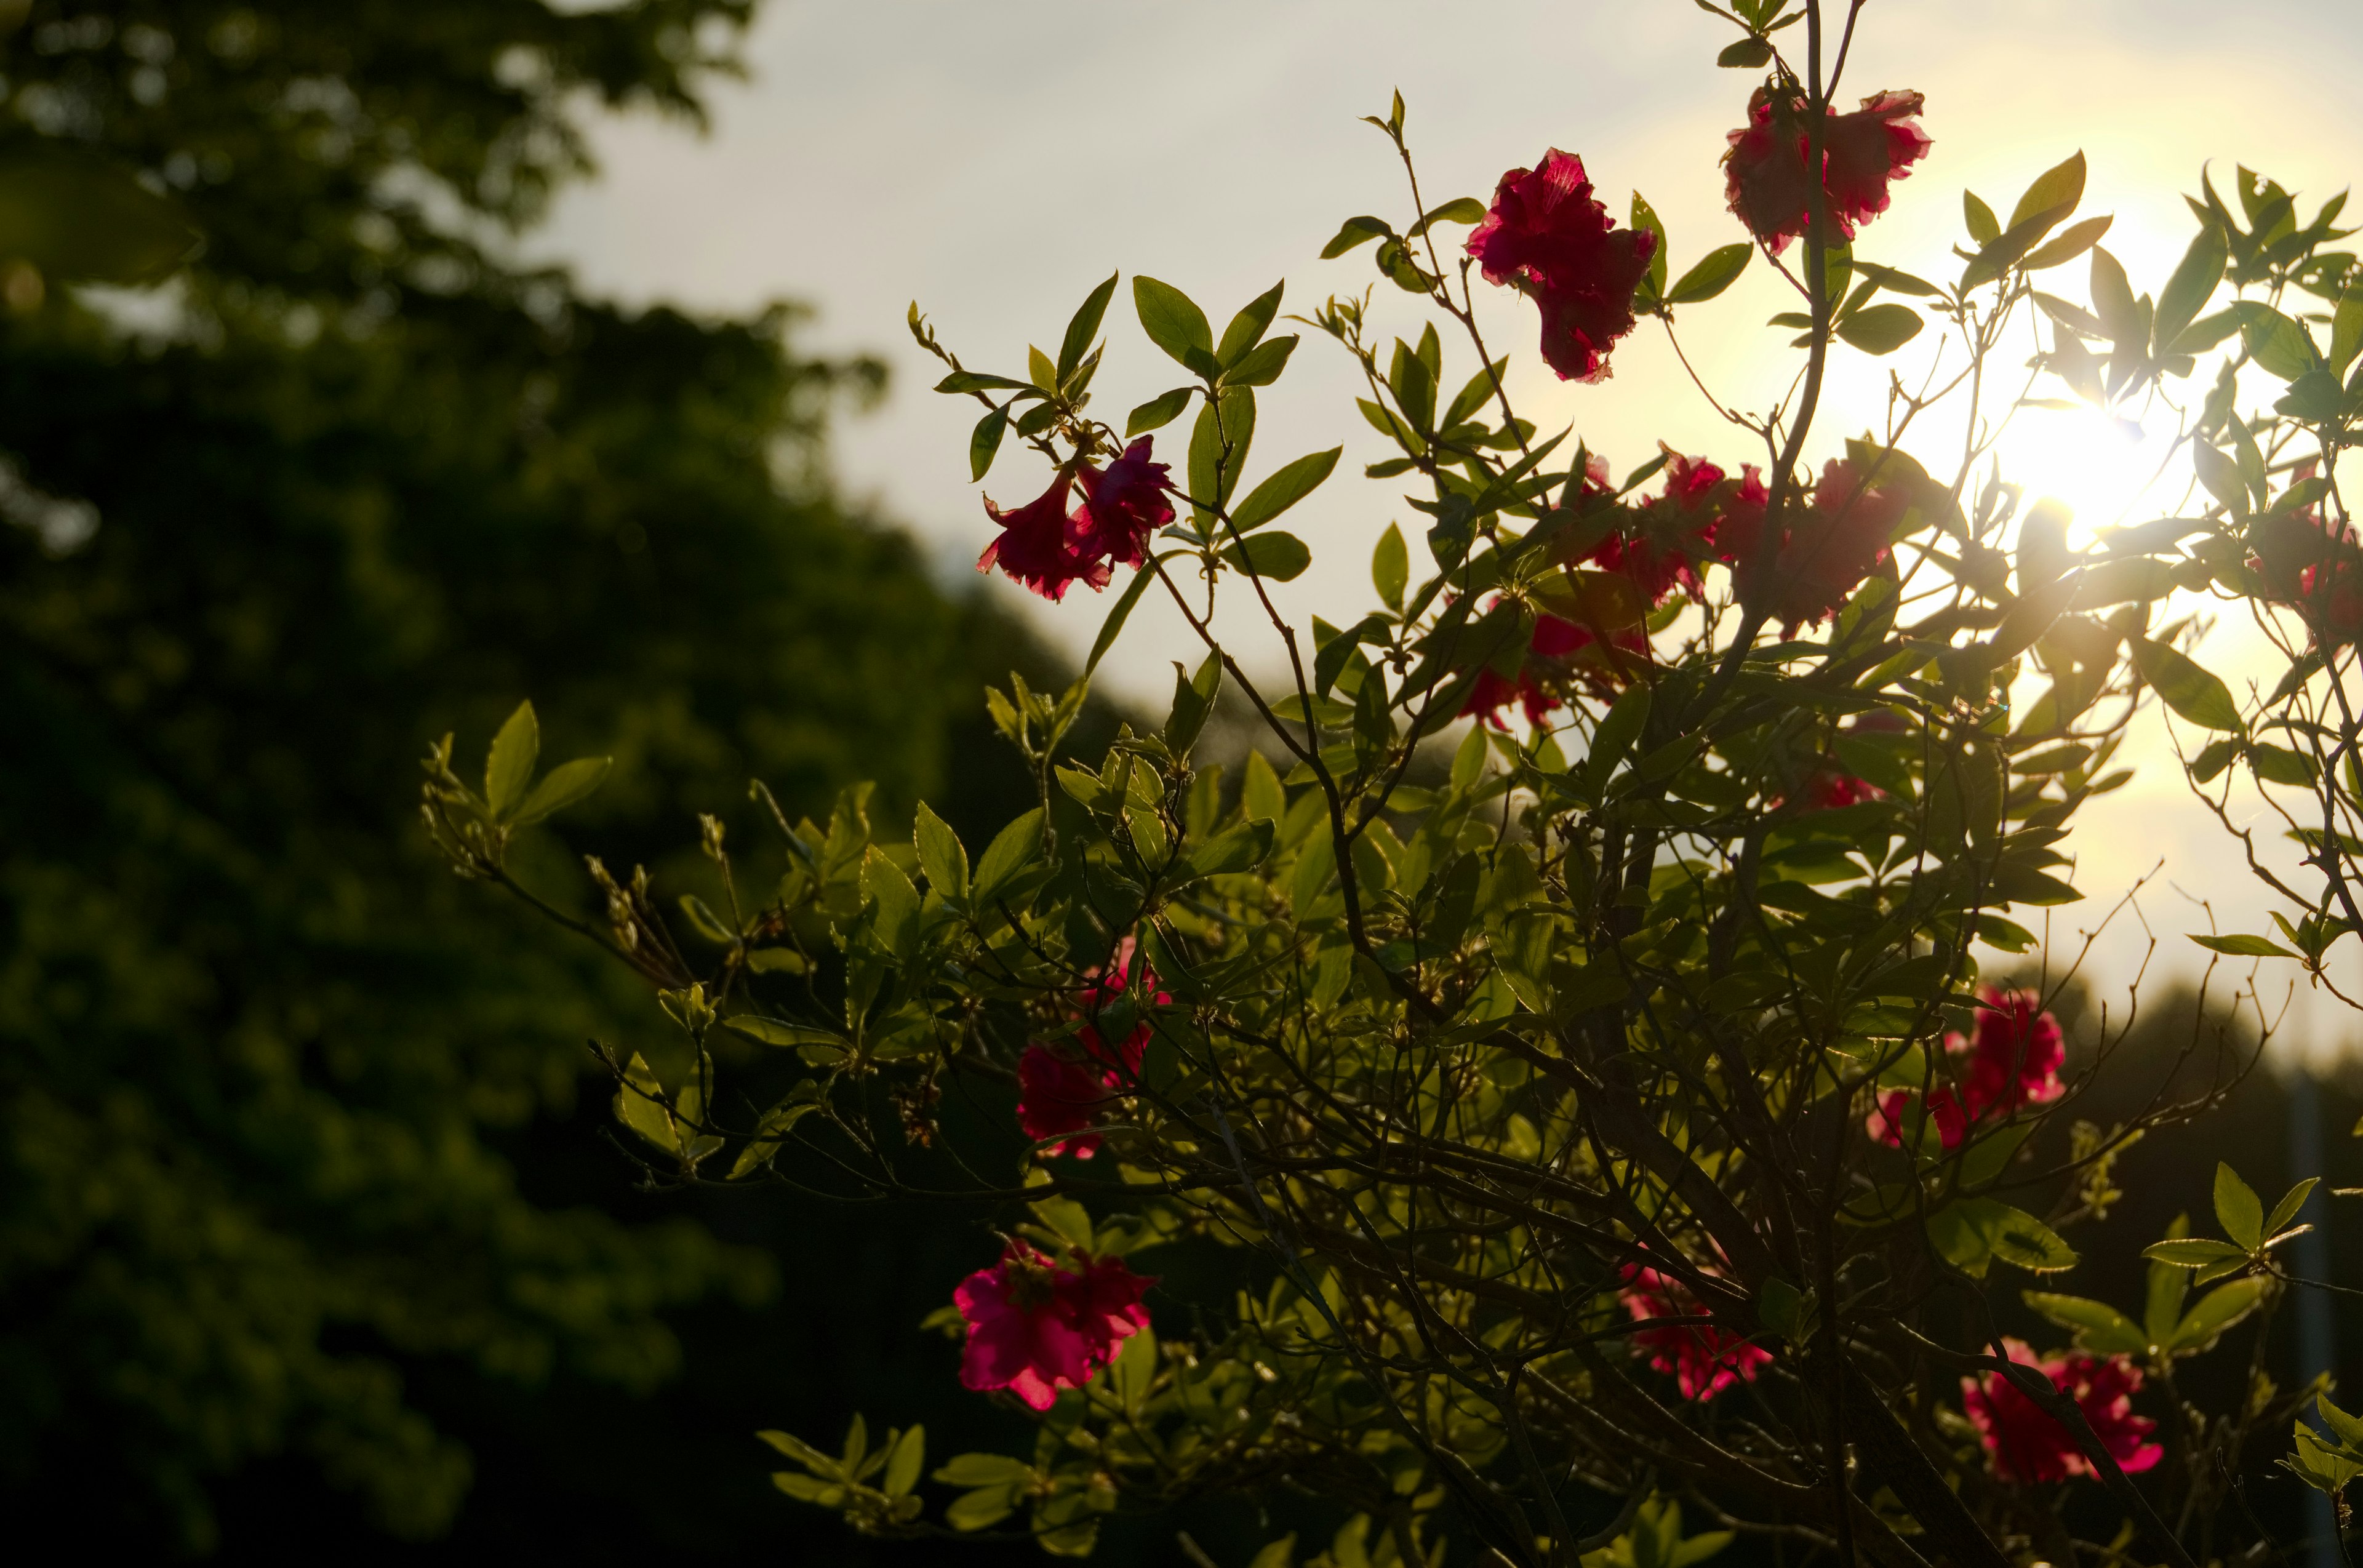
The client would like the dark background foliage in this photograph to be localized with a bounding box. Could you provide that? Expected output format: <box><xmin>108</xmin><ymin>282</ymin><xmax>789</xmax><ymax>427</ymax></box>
<box><xmin>0</xmin><ymin>0</ymin><xmax>2358</xmax><ymax>1562</ymax></box>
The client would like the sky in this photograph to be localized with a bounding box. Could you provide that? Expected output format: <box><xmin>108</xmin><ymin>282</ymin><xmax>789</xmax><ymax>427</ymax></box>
<box><xmin>533</xmin><ymin>0</ymin><xmax>2363</xmax><ymax>1057</ymax></box>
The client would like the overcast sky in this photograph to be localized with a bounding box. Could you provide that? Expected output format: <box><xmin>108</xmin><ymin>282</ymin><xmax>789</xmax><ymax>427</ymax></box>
<box><xmin>534</xmin><ymin>0</ymin><xmax>2363</xmax><ymax>1050</ymax></box>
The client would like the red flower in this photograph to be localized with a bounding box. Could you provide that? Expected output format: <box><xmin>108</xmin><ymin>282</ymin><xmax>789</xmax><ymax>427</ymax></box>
<box><xmin>1804</xmin><ymin>770</ymin><xmax>1882</xmax><ymax>810</ymax></box>
<box><xmin>1725</xmin><ymin>87</ymin><xmax>1932</xmax><ymax>254</ymax></box>
<box><xmin>1716</xmin><ymin>459</ymin><xmax>1905</xmax><ymax>629</ymax></box>
<box><xmin>978</xmin><ymin>472</ymin><xmax>1109</xmax><ymax>602</ymax></box>
<box><xmin>1468</xmin><ymin>150</ymin><xmax>1656</xmax><ymax>383</ymax></box>
<box><xmin>2251</xmin><ymin>492</ymin><xmax>2363</xmax><ymax>646</ymax></box>
<box><xmin>1962</xmin><ymin>1339</ymin><xmax>2161</xmax><ymax>1484</ymax></box>
<box><xmin>1957</xmin><ymin>986</ymin><xmax>2066</xmax><ymax>1116</ymax></box>
<box><xmin>1620</xmin><ymin>1264</ymin><xmax>1772</xmax><ymax>1401</ymax></box>
<box><xmin>1460</xmin><ymin>612</ymin><xmax>1643</xmax><ymax>729</ymax></box>
<box><xmin>1069</xmin><ymin>437</ymin><xmax>1175</xmax><ymax>571</ymax></box>
<box><xmin>1580</xmin><ymin>450</ymin><xmax>1731</xmax><ymax>604</ymax></box>
<box><xmin>1868</xmin><ymin>987</ymin><xmax>2065</xmax><ymax>1149</ymax></box>
<box><xmin>1868</xmin><ymin>1084</ymin><xmax>1970</xmax><ymax>1150</ymax></box>
<box><xmin>1015</xmin><ymin>937</ymin><xmax>1166</xmax><ymax>1159</ymax></box>
<box><xmin>1015</xmin><ymin>1046</ymin><xmax>1121</xmax><ymax>1158</ymax></box>
<box><xmin>954</xmin><ymin>1241</ymin><xmax>1153</xmax><ymax>1411</ymax></box>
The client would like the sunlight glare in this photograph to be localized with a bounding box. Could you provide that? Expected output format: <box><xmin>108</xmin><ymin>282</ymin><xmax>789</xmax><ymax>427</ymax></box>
<box><xmin>1993</xmin><ymin>399</ymin><xmax>2184</xmax><ymax>548</ymax></box>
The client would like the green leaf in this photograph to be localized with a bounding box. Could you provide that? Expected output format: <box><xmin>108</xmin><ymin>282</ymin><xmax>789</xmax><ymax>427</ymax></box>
<box><xmin>2022</xmin><ymin>214</ymin><xmax>2113</xmax><ymax>271</ymax></box>
<box><xmin>509</xmin><ymin>754</ymin><xmax>612</xmax><ymax>826</ymax></box>
<box><xmin>1133</xmin><ymin>276</ymin><xmax>1213</xmax><ymax>373</ymax></box>
<box><xmin>944</xmin><ymin>1486</ymin><xmax>1017</xmax><ymax>1532</ymax></box>
<box><xmin>2153</xmin><ymin>226</ymin><xmax>2228</xmax><ymax>356</ymax></box>
<box><xmin>1988</xmin><ymin>1205</ymin><xmax>2080</xmax><ymax>1273</ymax></box>
<box><xmin>2090</xmin><ymin>246</ymin><xmax>2140</xmax><ymax>343</ymax></box>
<box><xmin>1126</xmin><ymin>386</ymin><xmax>1193</xmax><ymax>438</ymax></box>
<box><xmin>972</xmin><ymin>808</ymin><xmax>1045</xmax><ymax>906</ymax></box>
<box><xmin>1229</xmin><ymin>449</ymin><xmax>1340</xmax><ymax>533</ymax></box>
<box><xmin>2252</xmin><ymin>743</ymin><xmax>2319</xmax><ymax>787</ymax></box>
<box><xmin>2190</xmin><ymin>932</ymin><xmax>2299</xmax><ymax>958</ymax></box>
<box><xmin>1217</xmin><ymin>281</ymin><xmax>1285</xmax><ymax>366</ymax></box>
<box><xmin>934</xmin><ymin>370</ymin><xmax>1033</xmax><ymax>395</ymax></box>
<box><xmin>1931</xmin><ymin>1198</ymin><xmax>2078</xmax><ymax>1276</ymax></box>
<box><xmin>1087</xmin><ymin>559</ymin><xmax>1162</xmax><ymax>674</ymax></box>
<box><xmin>1058</xmin><ymin>273</ymin><xmax>1119</xmax><ymax>381</ymax></box>
<box><xmin>1165</xmin><ymin>650</ymin><xmax>1222</xmax><ymax>758</ymax></box>
<box><xmin>1221</xmin><ymin>530</ymin><xmax>1311</xmax><ymax>582</ymax></box>
<box><xmin>1372</xmin><ymin>522</ymin><xmax>1408</xmax><ymax>610</ymax></box>
<box><xmin>726</xmin><ymin>1016</ymin><xmax>849</xmax><ymax>1052</ymax></box>
<box><xmin>913</xmin><ymin>802</ymin><xmax>969</xmax><ymax>900</ymax></box>
<box><xmin>1964</xmin><ymin>190</ymin><xmax>2000</xmax><ymax>244</ymax></box>
<box><xmin>1186</xmin><ymin>818</ymin><xmax>1275</xmax><ymax>878</ymax></box>
<box><xmin>2009</xmin><ymin>151</ymin><xmax>2086</xmax><ymax>232</ymax></box>
<box><xmin>2131</xmin><ymin>636</ymin><xmax>2244</xmax><ymax>732</ymax></box>
<box><xmin>1630</xmin><ymin>192</ymin><xmax>1669</xmax><ymax>300</ymax></box>
<box><xmin>1320</xmin><ymin>215</ymin><xmax>1393</xmax><ymax>260</ymax></box>
<box><xmin>2269</xmin><ymin>1177</ymin><xmax>2321</xmax><ymax>1238</ymax></box>
<box><xmin>2023</xmin><ymin>1292</ymin><xmax>2146</xmax><ymax>1355</ymax></box>
<box><xmin>1666</xmin><ymin>243</ymin><xmax>1751</xmax><ymax>305</ymax></box>
<box><xmin>485</xmin><ymin>700</ymin><xmax>540</xmax><ymax>820</ymax></box>
<box><xmin>1580</xmin><ymin>684</ymin><xmax>1652</xmax><ymax>800</ymax></box>
<box><xmin>883</xmin><ymin>1425</ymin><xmax>926</xmax><ymax>1497</ymax></box>
<box><xmin>2166</xmin><ymin>1277</ymin><xmax>2268</xmax><ymax>1352</ymax></box>
<box><xmin>1717</xmin><ymin>36</ymin><xmax>1773</xmax><ymax>68</ymax></box>
<box><xmin>1224</xmin><ymin>334</ymin><xmax>1298</xmax><ymax>387</ymax></box>
<box><xmin>2193</xmin><ymin>441</ymin><xmax>2245</xmax><ymax>513</ymax></box>
<box><xmin>758</xmin><ymin>1427</ymin><xmax>839</xmax><ymax>1473</ymax></box>
<box><xmin>614</xmin><ymin>1050</ymin><xmax>679</xmax><ymax>1156</ymax></box>
<box><xmin>968</xmin><ymin>402</ymin><xmax>1008</xmax><ymax>481</ymax></box>
<box><xmin>2215</xmin><ymin>1162</ymin><xmax>2265</xmax><ymax>1250</ymax></box>
<box><xmin>0</xmin><ymin>152</ymin><xmax>202</xmax><ymax>283</ymax></box>
<box><xmin>2242</xmin><ymin>305</ymin><xmax>2321</xmax><ymax>382</ymax></box>
<box><xmin>2143</xmin><ymin>1237</ymin><xmax>2249</xmax><ymax>1269</ymax></box>
<box><xmin>936</xmin><ymin>1452</ymin><xmax>1032</xmax><ymax>1487</ymax></box>
<box><xmin>2332</xmin><ymin>280</ymin><xmax>2363</xmax><ymax>373</ymax></box>
<box><xmin>1836</xmin><ymin>303</ymin><xmax>1924</xmax><ymax>354</ymax></box>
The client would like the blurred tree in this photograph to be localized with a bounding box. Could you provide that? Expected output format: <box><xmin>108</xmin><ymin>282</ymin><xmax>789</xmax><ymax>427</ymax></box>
<box><xmin>0</xmin><ymin>0</ymin><xmax>1073</xmax><ymax>1553</ymax></box>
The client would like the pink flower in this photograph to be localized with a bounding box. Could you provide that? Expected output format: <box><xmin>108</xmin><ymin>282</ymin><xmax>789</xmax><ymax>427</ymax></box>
<box><xmin>954</xmin><ymin>1242</ymin><xmax>1154</xmax><ymax>1411</ymax></box>
<box><xmin>1715</xmin><ymin>458</ymin><xmax>1905</xmax><ymax>629</ymax></box>
<box><xmin>978</xmin><ymin>472</ymin><xmax>1109</xmax><ymax>602</ymax></box>
<box><xmin>1869</xmin><ymin>988</ymin><xmax>2065</xmax><ymax>1149</ymax></box>
<box><xmin>1620</xmin><ymin>1264</ymin><xmax>1772</xmax><ymax>1401</ymax></box>
<box><xmin>1069</xmin><ymin>437</ymin><xmax>1175</xmax><ymax>571</ymax></box>
<box><xmin>1725</xmin><ymin>88</ymin><xmax>1932</xmax><ymax>254</ymax></box>
<box><xmin>1962</xmin><ymin>1339</ymin><xmax>2161</xmax><ymax>1484</ymax></box>
<box><xmin>1468</xmin><ymin>150</ymin><xmax>1657</xmax><ymax>383</ymax></box>
<box><xmin>1014</xmin><ymin>937</ymin><xmax>1167</xmax><ymax>1159</ymax></box>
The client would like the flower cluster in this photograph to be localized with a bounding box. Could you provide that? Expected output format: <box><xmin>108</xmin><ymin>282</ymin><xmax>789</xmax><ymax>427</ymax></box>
<box><xmin>1461</xmin><ymin>452</ymin><xmax>1909</xmax><ymax>727</ymax></box>
<box><xmin>1719</xmin><ymin>458</ymin><xmax>1908</xmax><ymax>628</ymax></box>
<box><xmin>1869</xmin><ymin>986</ymin><xmax>2065</xmax><ymax>1151</ymax></box>
<box><xmin>1724</xmin><ymin>87</ymin><xmax>1932</xmax><ymax>253</ymax></box>
<box><xmin>1468</xmin><ymin>150</ymin><xmax>1657</xmax><ymax>383</ymax></box>
<box><xmin>954</xmin><ymin>1241</ymin><xmax>1154</xmax><ymax>1411</ymax></box>
<box><xmin>1618</xmin><ymin>1264</ymin><xmax>1773</xmax><ymax>1401</ymax></box>
<box><xmin>1962</xmin><ymin>1339</ymin><xmax>2161</xmax><ymax>1484</ymax></box>
<box><xmin>979</xmin><ymin>438</ymin><xmax>1175</xmax><ymax>601</ymax></box>
<box><xmin>1015</xmin><ymin>938</ymin><xmax>1166</xmax><ymax>1158</ymax></box>
<box><xmin>1461</xmin><ymin>612</ymin><xmax>1642</xmax><ymax>729</ymax></box>
<box><xmin>2249</xmin><ymin>486</ymin><xmax>2363</xmax><ymax>646</ymax></box>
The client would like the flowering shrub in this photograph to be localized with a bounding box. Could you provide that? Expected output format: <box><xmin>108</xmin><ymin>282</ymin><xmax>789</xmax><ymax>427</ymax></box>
<box><xmin>417</xmin><ymin>2</ymin><xmax>2363</xmax><ymax>1562</ymax></box>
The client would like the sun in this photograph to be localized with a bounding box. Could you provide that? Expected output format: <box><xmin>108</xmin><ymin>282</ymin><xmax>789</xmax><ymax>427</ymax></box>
<box><xmin>1993</xmin><ymin>398</ymin><xmax>2185</xmax><ymax>548</ymax></box>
